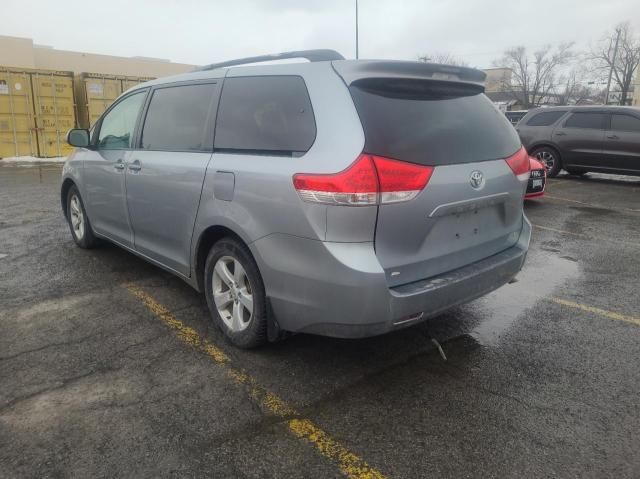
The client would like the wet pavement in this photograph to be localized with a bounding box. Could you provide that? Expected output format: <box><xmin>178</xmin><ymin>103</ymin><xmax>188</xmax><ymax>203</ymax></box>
<box><xmin>1</xmin><ymin>163</ymin><xmax>639</xmax><ymax>478</ymax></box>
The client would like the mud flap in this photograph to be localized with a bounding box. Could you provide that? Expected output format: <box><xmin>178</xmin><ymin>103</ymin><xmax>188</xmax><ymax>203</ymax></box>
<box><xmin>266</xmin><ymin>298</ymin><xmax>283</xmax><ymax>342</ymax></box>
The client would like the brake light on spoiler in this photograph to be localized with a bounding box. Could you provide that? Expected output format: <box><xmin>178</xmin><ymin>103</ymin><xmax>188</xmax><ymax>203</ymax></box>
<box><xmin>505</xmin><ymin>147</ymin><xmax>530</xmax><ymax>181</ymax></box>
<box><xmin>293</xmin><ymin>154</ymin><xmax>434</xmax><ymax>206</ymax></box>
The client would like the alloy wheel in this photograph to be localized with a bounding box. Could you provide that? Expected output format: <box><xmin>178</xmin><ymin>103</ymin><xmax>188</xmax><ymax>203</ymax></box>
<box><xmin>535</xmin><ymin>150</ymin><xmax>556</xmax><ymax>171</ymax></box>
<box><xmin>69</xmin><ymin>195</ymin><xmax>85</xmax><ymax>240</ymax></box>
<box><xmin>212</xmin><ymin>255</ymin><xmax>254</xmax><ymax>332</ymax></box>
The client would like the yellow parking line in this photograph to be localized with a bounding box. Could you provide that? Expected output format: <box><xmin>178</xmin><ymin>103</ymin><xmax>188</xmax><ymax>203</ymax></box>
<box><xmin>125</xmin><ymin>284</ymin><xmax>387</xmax><ymax>479</ymax></box>
<box><xmin>289</xmin><ymin>418</ymin><xmax>386</xmax><ymax>479</ymax></box>
<box><xmin>544</xmin><ymin>194</ymin><xmax>640</xmax><ymax>213</ymax></box>
<box><xmin>126</xmin><ymin>284</ymin><xmax>230</xmax><ymax>363</ymax></box>
<box><xmin>552</xmin><ymin>298</ymin><xmax>640</xmax><ymax>326</ymax></box>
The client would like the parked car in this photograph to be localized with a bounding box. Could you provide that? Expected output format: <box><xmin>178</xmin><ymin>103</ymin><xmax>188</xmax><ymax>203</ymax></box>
<box><xmin>517</xmin><ymin>105</ymin><xmax>640</xmax><ymax>177</ymax></box>
<box><xmin>505</xmin><ymin>110</ymin><xmax>528</xmax><ymax>125</ymax></box>
<box><xmin>62</xmin><ymin>50</ymin><xmax>531</xmax><ymax>348</ymax></box>
<box><xmin>525</xmin><ymin>157</ymin><xmax>546</xmax><ymax>198</ymax></box>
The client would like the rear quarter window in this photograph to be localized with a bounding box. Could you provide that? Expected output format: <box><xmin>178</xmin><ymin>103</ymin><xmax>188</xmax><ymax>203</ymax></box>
<box><xmin>214</xmin><ymin>76</ymin><xmax>316</xmax><ymax>156</ymax></box>
<box><xmin>564</xmin><ymin>112</ymin><xmax>605</xmax><ymax>129</ymax></box>
<box><xmin>525</xmin><ymin>110</ymin><xmax>566</xmax><ymax>126</ymax></box>
<box><xmin>349</xmin><ymin>78</ymin><xmax>521</xmax><ymax>166</ymax></box>
<box><xmin>611</xmin><ymin>114</ymin><xmax>640</xmax><ymax>132</ymax></box>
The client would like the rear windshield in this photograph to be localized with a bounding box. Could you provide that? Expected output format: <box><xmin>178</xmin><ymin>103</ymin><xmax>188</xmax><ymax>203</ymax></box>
<box><xmin>349</xmin><ymin>79</ymin><xmax>521</xmax><ymax>166</ymax></box>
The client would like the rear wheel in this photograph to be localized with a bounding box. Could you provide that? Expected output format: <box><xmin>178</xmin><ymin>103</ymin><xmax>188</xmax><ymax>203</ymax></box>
<box><xmin>204</xmin><ymin>238</ymin><xmax>267</xmax><ymax>349</ymax></box>
<box><xmin>66</xmin><ymin>186</ymin><xmax>97</xmax><ymax>249</ymax></box>
<box><xmin>531</xmin><ymin>146</ymin><xmax>561</xmax><ymax>178</ymax></box>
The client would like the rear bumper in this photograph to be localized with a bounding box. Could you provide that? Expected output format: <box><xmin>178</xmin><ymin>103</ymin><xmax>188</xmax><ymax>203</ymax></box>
<box><xmin>251</xmin><ymin>215</ymin><xmax>531</xmax><ymax>339</ymax></box>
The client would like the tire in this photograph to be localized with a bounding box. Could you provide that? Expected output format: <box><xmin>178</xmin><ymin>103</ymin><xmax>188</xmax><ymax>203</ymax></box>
<box><xmin>204</xmin><ymin>237</ymin><xmax>267</xmax><ymax>349</ymax></box>
<box><xmin>66</xmin><ymin>185</ymin><xmax>97</xmax><ymax>249</ymax></box>
<box><xmin>565</xmin><ymin>168</ymin><xmax>587</xmax><ymax>176</ymax></box>
<box><xmin>531</xmin><ymin>146</ymin><xmax>561</xmax><ymax>178</ymax></box>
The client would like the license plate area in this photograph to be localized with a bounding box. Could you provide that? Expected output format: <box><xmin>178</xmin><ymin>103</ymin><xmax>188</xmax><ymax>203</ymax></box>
<box><xmin>448</xmin><ymin>210</ymin><xmax>482</xmax><ymax>240</ymax></box>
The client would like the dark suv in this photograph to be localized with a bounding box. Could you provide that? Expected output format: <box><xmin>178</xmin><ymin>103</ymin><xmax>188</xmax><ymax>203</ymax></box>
<box><xmin>517</xmin><ymin>106</ymin><xmax>640</xmax><ymax>177</ymax></box>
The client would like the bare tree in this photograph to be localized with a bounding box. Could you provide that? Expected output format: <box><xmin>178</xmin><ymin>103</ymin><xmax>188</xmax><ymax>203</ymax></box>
<box><xmin>591</xmin><ymin>23</ymin><xmax>640</xmax><ymax>105</ymax></box>
<box><xmin>555</xmin><ymin>65</ymin><xmax>603</xmax><ymax>105</ymax></box>
<box><xmin>496</xmin><ymin>43</ymin><xmax>574</xmax><ymax>108</ymax></box>
<box><xmin>555</xmin><ymin>70</ymin><xmax>580</xmax><ymax>105</ymax></box>
<box><xmin>418</xmin><ymin>53</ymin><xmax>468</xmax><ymax>67</ymax></box>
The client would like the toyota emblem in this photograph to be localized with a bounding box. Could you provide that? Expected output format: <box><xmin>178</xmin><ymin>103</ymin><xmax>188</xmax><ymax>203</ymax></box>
<box><xmin>470</xmin><ymin>170</ymin><xmax>484</xmax><ymax>189</ymax></box>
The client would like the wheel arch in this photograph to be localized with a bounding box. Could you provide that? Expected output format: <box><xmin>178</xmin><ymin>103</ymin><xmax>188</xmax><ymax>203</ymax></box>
<box><xmin>60</xmin><ymin>178</ymin><xmax>76</xmax><ymax>219</ymax></box>
<box><xmin>193</xmin><ymin>224</ymin><xmax>253</xmax><ymax>293</ymax></box>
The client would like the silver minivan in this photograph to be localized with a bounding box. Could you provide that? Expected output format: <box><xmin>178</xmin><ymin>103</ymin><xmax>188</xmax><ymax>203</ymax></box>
<box><xmin>62</xmin><ymin>50</ymin><xmax>531</xmax><ymax>348</ymax></box>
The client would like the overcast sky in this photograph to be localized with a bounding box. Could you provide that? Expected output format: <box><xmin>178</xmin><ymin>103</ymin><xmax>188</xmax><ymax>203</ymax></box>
<box><xmin>4</xmin><ymin>0</ymin><xmax>640</xmax><ymax>69</ymax></box>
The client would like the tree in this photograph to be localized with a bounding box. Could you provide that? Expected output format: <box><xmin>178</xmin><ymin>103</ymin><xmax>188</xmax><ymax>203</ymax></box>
<box><xmin>591</xmin><ymin>23</ymin><xmax>640</xmax><ymax>105</ymax></box>
<box><xmin>554</xmin><ymin>65</ymin><xmax>604</xmax><ymax>105</ymax></box>
<box><xmin>496</xmin><ymin>43</ymin><xmax>574</xmax><ymax>108</ymax></box>
<box><xmin>418</xmin><ymin>53</ymin><xmax>468</xmax><ymax>67</ymax></box>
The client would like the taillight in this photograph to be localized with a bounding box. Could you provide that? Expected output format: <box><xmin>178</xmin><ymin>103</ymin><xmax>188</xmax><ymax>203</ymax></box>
<box><xmin>293</xmin><ymin>154</ymin><xmax>433</xmax><ymax>206</ymax></box>
<box><xmin>505</xmin><ymin>147</ymin><xmax>530</xmax><ymax>181</ymax></box>
<box><xmin>293</xmin><ymin>155</ymin><xmax>379</xmax><ymax>206</ymax></box>
<box><xmin>374</xmin><ymin>155</ymin><xmax>434</xmax><ymax>203</ymax></box>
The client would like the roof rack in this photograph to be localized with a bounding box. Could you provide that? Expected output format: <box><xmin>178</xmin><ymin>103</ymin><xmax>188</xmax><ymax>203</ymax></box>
<box><xmin>194</xmin><ymin>49</ymin><xmax>345</xmax><ymax>72</ymax></box>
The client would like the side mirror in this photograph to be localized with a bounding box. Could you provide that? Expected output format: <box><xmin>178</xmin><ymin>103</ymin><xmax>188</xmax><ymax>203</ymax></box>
<box><xmin>66</xmin><ymin>129</ymin><xmax>90</xmax><ymax>148</ymax></box>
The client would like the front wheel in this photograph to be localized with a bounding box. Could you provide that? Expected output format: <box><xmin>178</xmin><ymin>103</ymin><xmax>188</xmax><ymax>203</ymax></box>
<box><xmin>204</xmin><ymin>238</ymin><xmax>267</xmax><ymax>349</ymax></box>
<box><xmin>531</xmin><ymin>147</ymin><xmax>561</xmax><ymax>178</ymax></box>
<box><xmin>66</xmin><ymin>186</ymin><xmax>97</xmax><ymax>249</ymax></box>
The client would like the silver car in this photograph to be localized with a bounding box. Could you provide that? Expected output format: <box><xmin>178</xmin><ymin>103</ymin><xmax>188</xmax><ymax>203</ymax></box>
<box><xmin>62</xmin><ymin>50</ymin><xmax>531</xmax><ymax>348</ymax></box>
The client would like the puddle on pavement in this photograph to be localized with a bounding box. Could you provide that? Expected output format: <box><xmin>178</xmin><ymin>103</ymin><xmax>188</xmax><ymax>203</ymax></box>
<box><xmin>470</xmin><ymin>250</ymin><xmax>580</xmax><ymax>346</ymax></box>
<box><xmin>569</xmin><ymin>205</ymin><xmax>613</xmax><ymax>215</ymax></box>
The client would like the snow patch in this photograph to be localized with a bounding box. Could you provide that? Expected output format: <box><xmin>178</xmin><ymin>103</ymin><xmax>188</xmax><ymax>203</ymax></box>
<box><xmin>1</xmin><ymin>155</ymin><xmax>67</xmax><ymax>163</ymax></box>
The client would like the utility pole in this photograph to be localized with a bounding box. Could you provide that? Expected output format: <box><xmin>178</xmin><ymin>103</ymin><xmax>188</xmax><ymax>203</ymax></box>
<box><xmin>604</xmin><ymin>27</ymin><xmax>621</xmax><ymax>105</ymax></box>
<box><xmin>355</xmin><ymin>0</ymin><xmax>359</xmax><ymax>59</ymax></box>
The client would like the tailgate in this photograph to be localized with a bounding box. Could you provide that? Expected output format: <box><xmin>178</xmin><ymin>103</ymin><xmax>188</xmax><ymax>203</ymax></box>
<box><xmin>375</xmin><ymin>159</ymin><xmax>524</xmax><ymax>287</ymax></box>
<box><xmin>342</xmin><ymin>67</ymin><xmax>527</xmax><ymax>287</ymax></box>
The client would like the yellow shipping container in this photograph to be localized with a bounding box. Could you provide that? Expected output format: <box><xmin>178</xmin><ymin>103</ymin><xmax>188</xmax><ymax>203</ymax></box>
<box><xmin>0</xmin><ymin>67</ymin><xmax>75</xmax><ymax>159</ymax></box>
<box><xmin>74</xmin><ymin>73</ymin><xmax>122</xmax><ymax>129</ymax></box>
<box><xmin>0</xmin><ymin>68</ymin><xmax>38</xmax><ymax>158</ymax></box>
<box><xmin>121</xmin><ymin>75</ymin><xmax>155</xmax><ymax>94</ymax></box>
<box><xmin>30</xmin><ymin>70</ymin><xmax>75</xmax><ymax>157</ymax></box>
<box><xmin>75</xmin><ymin>73</ymin><xmax>155</xmax><ymax>129</ymax></box>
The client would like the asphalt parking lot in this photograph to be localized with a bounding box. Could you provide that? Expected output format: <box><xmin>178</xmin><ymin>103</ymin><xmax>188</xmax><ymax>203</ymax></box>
<box><xmin>1</xmin><ymin>163</ymin><xmax>639</xmax><ymax>478</ymax></box>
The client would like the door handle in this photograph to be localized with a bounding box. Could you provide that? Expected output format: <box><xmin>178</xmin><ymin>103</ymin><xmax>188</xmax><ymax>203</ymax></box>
<box><xmin>128</xmin><ymin>159</ymin><xmax>142</xmax><ymax>172</ymax></box>
<box><xmin>555</xmin><ymin>132</ymin><xmax>566</xmax><ymax>136</ymax></box>
<box><xmin>114</xmin><ymin>159</ymin><xmax>125</xmax><ymax>170</ymax></box>
<box><xmin>607</xmin><ymin>135</ymin><xmax>619</xmax><ymax>140</ymax></box>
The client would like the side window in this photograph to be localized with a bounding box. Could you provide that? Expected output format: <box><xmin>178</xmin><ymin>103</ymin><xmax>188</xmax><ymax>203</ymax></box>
<box><xmin>140</xmin><ymin>83</ymin><xmax>218</xmax><ymax>152</ymax></box>
<box><xmin>611</xmin><ymin>114</ymin><xmax>640</xmax><ymax>132</ymax></box>
<box><xmin>214</xmin><ymin>76</ymin><xmax>316</xmax><ymax>155</ymax></box>
<box><xmin>526</xmin><ymin>111</ymin><xmax>566</xmax><ymax>126</ymax></box>
<box><xmin>564</xmin><ymin>112</ymin><xmax>605</xmax><ymax>130</ymax></box>
<box><xmin>97</xmin><ymin>91</ymin><xmax>146</xmax><ymax>150</ymax></box>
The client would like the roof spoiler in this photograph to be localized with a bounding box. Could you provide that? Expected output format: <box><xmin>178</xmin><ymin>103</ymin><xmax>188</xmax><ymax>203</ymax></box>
<box><xmin>332</xmin><ymin>60</ymin><xmax>486</xmax><ymax>87</ymax></box>
<box><xmin>195</xmin><ymin>49</ymin><xmax>345</xmax><ymax>72</ymax></box>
